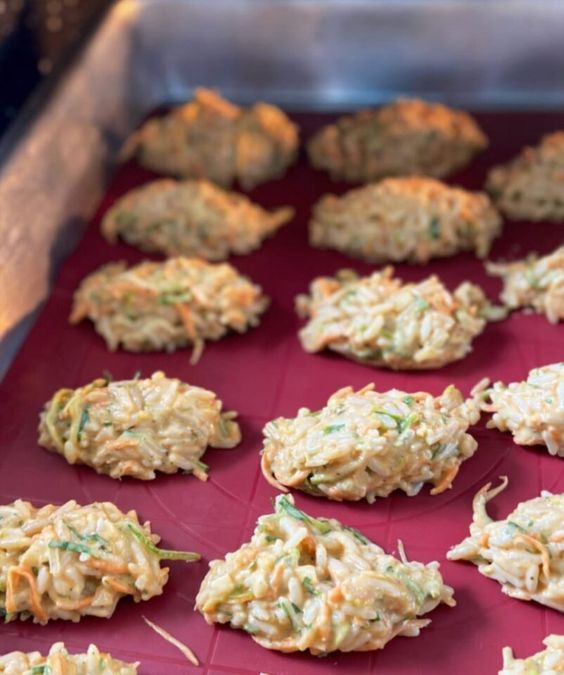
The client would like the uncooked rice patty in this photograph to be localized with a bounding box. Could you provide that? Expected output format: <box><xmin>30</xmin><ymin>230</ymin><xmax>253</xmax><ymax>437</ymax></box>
<box><xmin>38</xmin><ymin>371</ymin><xmax>241</xmax><ymax>480</ymax></box>
<box><xmin>486</xmin><ymin>132</ymin><xmax>564</xmax><ymax>221</ymax></box>
<box><xmin>122</xmin><ymin>88</ymin><xmax>298</xmax><ymax>190</ymax></box>
<box><xmin>307</xmin><ymin>98</ymin><xmax>487</xmax><ymax>183</ymax></box>
<box><xmin>196</xmin><ymin>494</ymin><xmax>455</xmax><ymax>654</ymax></box>
<box><xmin>309</xmin><ymin>176</ymin><xmax>501</xmax><ymax>264</ymax></box>
<box><xmin>486</xmin><ymin>246</ymin><xmax>564</xmax><ymax>324</ymax></box>
<box><xmin>473</xmin><ymin>362</ymin><xmax>564</xmax><ymax>457</ymax></box>
<box><xmin>70</xmin><ymin>257</ymin><xmax>269</xmax><ymax>362</ymax></box>
<box><xmin>499</xmin><ymin>635</ymin><xmax>564</xmax><ymax>674</ymax></box>
<box><xmin>0</xmin><ymin>643</ymin><xmax>138</xmax><ymax>674</ymax></box>
<box><xmin>296</xmin><ymin>266</ymin><xmax>505</xmax><ymax>370</ymax></box>
<box><xmin>448</xmin><ymin>478</ymin><xmax>564</xmax><ymax>611</ymax></box>
<box><xmin>261</xmin><ymin>383</ymin><xmax>479</xmax><ymax>502</ymax></box>
<box><xmin>0</xmin><ymin>499</ymin><xmax>199</xmax><ymax>624</ymax></box>
<box><xmin>102</xmin><ymin>179</ymin><xmax>294</xmax><ymax>260</ymax></box>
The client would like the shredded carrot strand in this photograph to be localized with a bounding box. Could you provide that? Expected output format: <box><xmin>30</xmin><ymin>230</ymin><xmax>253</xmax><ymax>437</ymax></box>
<box><xmin>515</xmin><ymin>534</ymin><xmax>551</xmax><ymax>579</ymax></box>
<box><xmin>55</xmin><ymin>595</ymin><xmax>94</xmax><ymax>611</ymax></box>
<box><xmin>328</xmin><ymin>586</ymin><xmax>344</xmax><ymax>603</ymax></box>
<box><xmin>104</xmin><ymin>577</ymin><xmax>135</xmax><ymax>595</ymax></box>
<box><xmin>6</xmin><ymin>566</ymin><xmax>47</xmax><ymax>622</ymax></box>
<box><xmin>270</xmin><ymin>561</ymin><xmax>285</xmax><ymax>595</ymax></box>
<box><xmin>84</xmin><ymin>559</ymin><xmax>130</xmax><ymax>575</ymax></box>
<box><xmin>107</xmin><ymin>438</ymin><xmax>140</xmax><ymax>451</ymax></box>
<box><xmin>175</xmin><ymin>303</ymin><xmax>196</xmax><ymax>340</ymax></box>
<box><xmin>284</xmin><ymin>470</ymin><xmax>310</xmax><ymax>487</ymax></box>
<box><xmin>316</xmin><ymin>279</ymin><xmax>337</xmax><ymax>298</ymax></box>
<box><xmin>431</xmin><ymin>464</ymin><xmax>460</xmax><ymax>495</ymax></box>
<box><xmin>44</xmin><ymin>389</ymin><xmax>71</xmax><ymax>452</ymax></box>
<box><xmin>142</xmin><ymin>616</ymin><xmax>199</xmax><ymax>666</ymax></box>
<box><xmin>50</xmin><ymin>652</ymin><xmax>68</xmax><ymax>675</ymax></box>
<box><xmin>175</xmin><ymin>302</ymin><xmax>206</xmax><ymax>364</ymax></box>
<box><xmin>299</xmin><ymin>535</ymin><xmax>316</xmax><ymax>557</ymax></box>
<box><xmin>260</xmin><ymin>452</ymin><xmax>288</xmax><ymax>492</ymax></box>
<box><xmin>316</xmin><ymin>603</ymin><xmax>331</xmax><ymax>641</ymax></box>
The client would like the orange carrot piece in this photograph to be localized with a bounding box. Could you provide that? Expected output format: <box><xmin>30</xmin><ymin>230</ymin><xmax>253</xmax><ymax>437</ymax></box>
<box><xmin>6</xmin><ymin>566</ymin><xmax>47</xmax><ymax>622</ymax></box>
<box><xmin>175</xmin><ymin>303</ymin><xmax>196</xmax><ymax>340</ymax></box>
<box><xmin>84</xmin><ymin>558</ymin><xmax>130</xmax><ymax>575</ymax></box>
<box><xmin>430</xmin><ymin>464</ymin><xmax>460</xmax><ymax>495</ymax></box>
<box><xmin>104</xmin><ymin>577</ymin><xmax>135</xmax><ymax>595</ymax></box>
<box><xmin>515</xmin><ymin>534</ymin><xmax>551</xmax><ymax>579</ymax></box>
<box><xmin>328</xmin><ymin>586</ymin><xmax>344</xmax><ymax>603</ymax></box>
<box><xmin>55</xmin><ymin>595</ymin><xmax>94</xmax><ymax>611</ymax></box>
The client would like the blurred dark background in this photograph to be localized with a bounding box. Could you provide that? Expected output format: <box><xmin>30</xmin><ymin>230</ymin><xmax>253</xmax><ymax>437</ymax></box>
<box><xmin>0</xmin><ymin>0</ymin><xmax>112</xmax><ymax>136</ymax></box>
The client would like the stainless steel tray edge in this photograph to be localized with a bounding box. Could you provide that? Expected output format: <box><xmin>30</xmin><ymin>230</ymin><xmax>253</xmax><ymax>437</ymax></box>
<box><xmin>0</xmin><ymin>3</ymin><xmax>138</xmax><ymax>379</ymax></box>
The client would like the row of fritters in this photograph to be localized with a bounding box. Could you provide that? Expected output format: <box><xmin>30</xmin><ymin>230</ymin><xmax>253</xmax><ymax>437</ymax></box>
<box><xmin>0</xmin><ymin>485</ymin><xmax>562</xmax><ymax>664</ymax></box>
<box><xmin>70</xmin><ymin>249</ymin><xmax>563</xmax><ymax>367</ymax></box>
<box><xmin>3</xmin><ymin>637</ymin><xmax>564</xmax><ymax>675</ymax></box>
<box><xmin>123</xmin><ymin>88</ymin><xmax>564</xmax><ymax>225</ymax></box>
<box><xmin>38</xmin><ymin>365</ymin><xmax>563</xmax><ymax>488</ymax></box>
<box><xmin>7</xmin><ymin>94</ymin><xmax>562</xmax><ymax>673</ymax></box>
<box><xmin>100</xmin><ymin>172</ymin><xmax>553</xmax><ymax>266</ymax></box>
<box><xmin>102</xmin><ymin>175</ymin><xmax>503</xmax><ymax>265</ymax></box>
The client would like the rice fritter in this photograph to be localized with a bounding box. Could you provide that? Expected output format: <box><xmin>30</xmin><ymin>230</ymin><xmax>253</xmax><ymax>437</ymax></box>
<box><xmin>0</xmin><ymin>643</ymin><xmax>138</xmax><ymax>674</ymax></box>
<box><xmin>296</xmin><ymin>266</ymin><xmax>505</xmax><ymax>370</ymax></box>
<box><xmin>447</xmin><ymin>477</ymin><xmax>564</xmax><ymax>611</ymax></box>
<box><xmin>0</xmin><ymin>499</ymin><xmax>199</xmax><ymax>624</ymax></box>
<box><xmin>101</xmin><ymin>179</ymin><xmax>294</xmax><ymax>260</ymax></box>
<box><xmin>499</xmin><ymin>635</ymin><xmax>564</xmax><ymax>674</ymax></box>
<box><xmin>38</xmin><ymin>371</ymin><xmax>241</xmax><ymax>480</ymax></box>
<box><xmin>486</xmin><ymin>245</ymin><xmax>564</xmax><ymax>324</ymax></box>
<box><xmin>473</xmin><ymin>362</ymin><xmax>564</xmax><ymax>457</ymax></box>
<box><xmin>487</xmin><ymin>131</ymin><xmax>564</xmax><ymax>221</ymax></box>
<box><xmin>261</xmin><ymin>383</ymin><xmax>480</xmax><ymax>502</ymax></box>
<box><xmin>70</xmin><ymin>257</ymin><xmax>268</xmax><ymax>362</ymax></box>
<box><xmin>122</xmin><ymin>88</ymin><xmax>298</xmax><ymax>190</ymax></box>
<box><xmin>307</xmin><ymin>98</ymin><xmax>487</xmax><ymax>183</ymax></box>
<box><xmin>196</xmin><ymin>494</ymin><xmax>455</xmax><ymax>654</ymax></box>
<box><xmin>309</xmin><ymin>176</ymin><xmax>501</xmax><ymax>264</ymax></box>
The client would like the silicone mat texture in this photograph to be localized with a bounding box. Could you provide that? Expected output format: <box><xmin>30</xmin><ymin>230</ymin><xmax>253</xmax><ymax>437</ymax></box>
<box><xmin>0</xmin><ymin>111</ymin><xmax>562</xmax><ymax>674</ymax></box>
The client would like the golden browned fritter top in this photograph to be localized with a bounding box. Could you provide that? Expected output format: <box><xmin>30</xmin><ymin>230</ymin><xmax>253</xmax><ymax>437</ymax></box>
<box><xmin>487</xmin><ymin>131</ymin><xmax>564</xmax><ymax>221</ymax></box>
<box><xmin>308</xmin><ymin>98</ymin><xmax>487</xmax><ymax>183</ymax></box>
<box><xmin>102</xmin><ymin>179</ymin><xmax>293</xmax><ymax>260</ymax></box>
<box><xmin>310</xmin><ymin>176</ymin><xmax>501</xmax><ymax>263</ymax></box>
<box><xmin>122</xmin><ymin>88</ymin><xmax>299</xmax><ymax>189</ymax></box>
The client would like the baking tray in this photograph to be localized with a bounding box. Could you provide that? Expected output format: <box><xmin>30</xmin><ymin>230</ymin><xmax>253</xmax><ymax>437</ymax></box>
<box><xmin>4</xmin><ymin>0</ymin><xmax>564</xmax><ymax>379</ymax></box>
<box><xmin>0</xmin><ymin>109</ymin><xmax>562</xmax><ymax>673</ymax></box>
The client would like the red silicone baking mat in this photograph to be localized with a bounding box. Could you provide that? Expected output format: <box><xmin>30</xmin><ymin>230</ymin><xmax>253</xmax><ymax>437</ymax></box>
<box><xmin>0</xmin><ymin>111</ymin><xmax>563</xmax><ymax>673</ymax></box>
